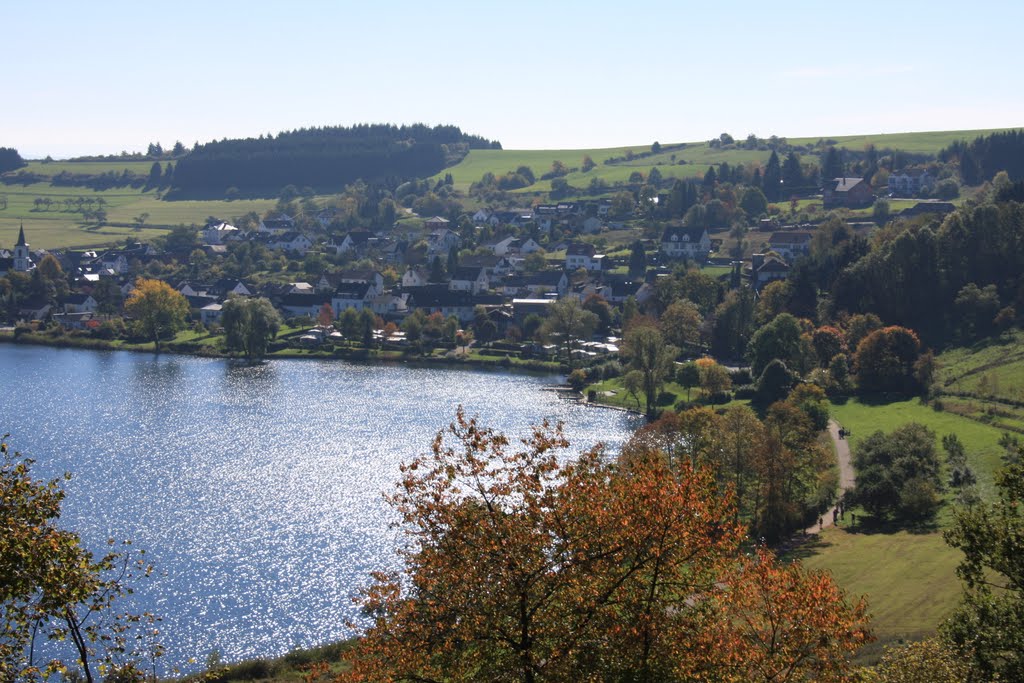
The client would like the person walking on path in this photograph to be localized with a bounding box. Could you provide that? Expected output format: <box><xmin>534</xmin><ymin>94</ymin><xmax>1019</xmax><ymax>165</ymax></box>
<box><xmin>804</xmin><ymin>419</ymin><xmax>855</xmax><ymax>535</ymax></box>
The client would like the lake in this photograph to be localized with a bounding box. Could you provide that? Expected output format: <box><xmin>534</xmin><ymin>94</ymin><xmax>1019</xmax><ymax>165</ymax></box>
<box><xmin>0</xmin><ymin>345</ymin><xmax>639</xmax><ymax>672</ymax></box>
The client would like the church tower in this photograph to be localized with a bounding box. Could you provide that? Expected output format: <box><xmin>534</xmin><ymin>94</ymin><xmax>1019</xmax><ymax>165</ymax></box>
<box><xmin>13</xmin><ymin>223</ymin><xmax>33</xmax><ymax>272</ymax></box>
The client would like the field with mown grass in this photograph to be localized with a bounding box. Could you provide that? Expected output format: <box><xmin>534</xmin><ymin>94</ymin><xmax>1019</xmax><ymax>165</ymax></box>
<box><xmin>797</xmin><ymin>527</ymin><xmax>963</xmax><ymax>661</ymax></box>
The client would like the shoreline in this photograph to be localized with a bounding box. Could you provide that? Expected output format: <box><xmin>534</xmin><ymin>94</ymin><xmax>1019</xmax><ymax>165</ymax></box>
<box><xmin>0</xmin><ymin>329</ymin><xmax>570</xmax><ymax>376</ymax></box>
<box><xmin>0</xmin><ymin>329</ymin><xmax>648</xmax><ymax>417</ymax></box>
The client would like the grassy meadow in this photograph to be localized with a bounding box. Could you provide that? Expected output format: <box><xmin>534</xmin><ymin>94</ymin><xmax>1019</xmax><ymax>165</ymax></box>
<box><xmin>435</xmin><ymin>128</ymin><xmax>1009</xmax><ymax>194</ymax></box>
<box><xmin>798</xmin><ymin>527</ymin><xmax>963</xmax><ymax>658</ymax></box>
<box><xmin>0</xmin><ymin>160</ymin><xmax>280</xmax><ymax>249</ymax></box>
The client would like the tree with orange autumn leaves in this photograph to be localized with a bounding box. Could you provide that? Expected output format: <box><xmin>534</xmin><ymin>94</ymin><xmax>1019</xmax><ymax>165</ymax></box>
<box><xmin>341</xmin><ymin>410</ymin><xmax>870</xmax><ymax>682</ymax></box>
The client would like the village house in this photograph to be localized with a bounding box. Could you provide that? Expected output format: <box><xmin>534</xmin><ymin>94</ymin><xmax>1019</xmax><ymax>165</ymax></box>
<box><xmin>767</xmin><ymin>232</ymin><xmax>813</xmax><ymax>263</ymax></box>
<box><xmin>887</xmin><ymin>169</ymin><xmax>934</xmax><ymax>197</ymax></box>
<box><xmin>272</xmin><ymin>231</ymin><xmax>314</xmax><ymax>255</ymax></box>
<box><xmin>329</xmin><ymin>230</ymin><xmax>374</xmax><ymax>257</ymax></box>
<box><xmin>750</xmin><ymin>253</ymin><xmax>791</xmax><ymax>289</ymax></box>
<box><xmin>200</xmin><ymin>302</ymin><xmax>224</xmax><ymax>325</ymax></box>
<box><xmin>61</xmin><ymin>293</ymin><xmax>98</xmax><ymax>314</ymax></box>
<box><xmin>258</xmin><ymin>215</ymin><xmax>295</xmax><ymax>234</ymax></box>
<box><xmin>371</xmin><ymin>292</ymin><xmax>409</xmax><ymax>318</ymax></box>
<box><xmin>427</xmin><ymin>228</ymin><xmax>461</xmax><ymax>256</ymax></box>
<box><xmin>447</xmin><ymin>266</ymin><xmax>490</xmax><ymax>295</ymax></box>
<box><xmin>565</xmin><ymin>243</ymin><xmax>605</xmax><ymax>272</ymax></box>
<box><xmin>423</xmin><ymin>216</ymin><xmax>450</xmax><ymax>231</ymax></box>
<box><xmin>659</xmin><ymin>226</ymin><xmax>711</xmax><ymax>262</ymax></box>
<box><xmin>318</xmin><ymin>269</ymin><xmax>385</xmax><ymax>293</ymax></box>
<box><xmin>331</xmin><ymin>282</ymin><xmax>378</xmax><ymax>313</ymax></box>
<box><xmin>278</xmin><ymin>292</ymin><xmax>324</xmax><ymax>319</ymax></box>
<box><xmin>202</xmin><ymin>222</ymin><xmax>239</xmax><ymax>245</ymax></box>
<box><xmin>407</xmin><ymin>286</ymin><xmax>502</xmax><ymax>323</ymax></box>
<box><xmin>823</xmin><ymin>177</ymin><xmax>874</xmax><ymax>209</ymax></box>
<box><xmin>523</xmin><ymin>270</ymin><xmax>569</xmax><ymax>298</ymax></box>
<box><xmin>401</xmin><ymin>266</ymin><xmax>431</xmax><ymax>288</ymax></box>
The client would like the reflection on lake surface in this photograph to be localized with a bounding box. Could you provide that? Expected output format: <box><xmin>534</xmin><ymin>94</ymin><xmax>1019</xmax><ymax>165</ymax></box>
<box><xmin>0</xmin><ymin>345</ymin><xmax>639</xmax><ymax>671</ymax></box>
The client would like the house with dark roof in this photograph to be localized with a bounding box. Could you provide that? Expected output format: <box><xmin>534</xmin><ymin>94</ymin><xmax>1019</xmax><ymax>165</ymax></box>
<box><xmin>750</xmin><ymin>253</ymin><xmax>790</xmax><ymax>289</ymax></box>
<box><xmin>407</xmin><ymin>286</ymin><xmax>502</xmax><ymax>323</ymax></box>
<box><xmin>565</xmin><ymin>243</ymin><xmax>605</xmax><ymax>272</ymax></box>
<box><xmin>427</xmin><ymin>228</ymin><xmax>460</xmax><ymax>256</ymax></box>
<box><xmin>61</xmin><ymin>293</ymin><xmax>98</xmax><ymax>314</ymax></box>
<box><xmin>823</xmin><ymin>177</ymin><xmax>874</xmax><ymax>209</ymax></box>
<box><xmin>424</xmin><ymin>216</ymin><xmax>450</xmax><ymax>231</ymax></box>
<box><xmin>767</xmin><ymin>231</ymin><xmax>813</xmax><ymax>262</ymax></box>
<box><xmin>523</xmin><ymin>270</ymin><xmax>569</xmax><ymax>298</ymax></box>
<box><xmin>660</xmin><ymin>226</ymin><xmax>711</xmax><ymax>261</ymax></box>
<box><xmin>331</xmin><ymin>282</ymin><xmax>378</xmax><ymax>313</ymax></box>
<box><xmin>258</xmin><ymin>216</ymin><xmax>295</xmax><ymax>234</ymax></box>
<box><xmin>448</xmin><ymin>266</ymin><xmax>490</xmax><ymax>295</ymax></box>
<box><xmin>278</xmin><ymin>292</ymin><xmax>325</xmax><ymax>319</ymax></box>
<box><xmin>329</xmin><ymin>230</ymin><xmax>374</xmax><ymax>256</ymax></box>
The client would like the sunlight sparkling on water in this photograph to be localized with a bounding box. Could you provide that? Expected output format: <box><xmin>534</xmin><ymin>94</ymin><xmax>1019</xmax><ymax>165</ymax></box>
<box><xmin>0</xmin><ymin>346</ymin><xmax>639</xmax><ymax>671</ymax></box>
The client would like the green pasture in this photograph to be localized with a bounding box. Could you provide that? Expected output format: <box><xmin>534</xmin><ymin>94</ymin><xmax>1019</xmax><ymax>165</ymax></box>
<box><xmin>0</xmin><ymin>179</ymin><xmax>278</xmax><ymax>248</ymax></box>
<box><xmin>104</xmin><ymin>195</ymin><xmax>277</xmax><ymax>226</ymax></box>
<box><xmin>436</xmin><ymin>128</ymin><xmax>1012</xmax><ymax>194</ymax></box>
<box><xmin>0</xmin><ymin>216</ymin><xmax>170</xmax><ymax>250</ymax></box>
<box><xmin>786</xmin><ymin>128</ymin><xmax>1011</xmax><ymax>155</ymax></box>
<box><xmin>19</xmin><ymin>159</ymin><xmax>159</xmax><ymax>177</ymax></box>
<box><xmin>936</xmin><ymin>330</ymin><xmax>1024</xmax><ymax>402</ymax></box>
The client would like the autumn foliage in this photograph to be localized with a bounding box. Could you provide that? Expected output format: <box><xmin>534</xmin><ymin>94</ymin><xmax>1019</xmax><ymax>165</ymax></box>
<box><xmin>341</xmin><ymin>410</ymin><xmax>870</xmax><ymax>682</ymax></box>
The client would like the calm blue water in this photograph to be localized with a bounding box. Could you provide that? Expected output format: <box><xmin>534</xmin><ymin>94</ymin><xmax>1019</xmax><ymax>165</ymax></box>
<box><xmin>0</xmin><ymin>345</ymin><xmax>639</xmax><ymax>671</ymax></box>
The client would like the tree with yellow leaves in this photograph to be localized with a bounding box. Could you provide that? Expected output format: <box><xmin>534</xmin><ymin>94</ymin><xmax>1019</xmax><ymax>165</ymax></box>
<box><xmin>124</xmin><ymin>278</ymin><xmax>189</xmax><ymax>352</ymax></box>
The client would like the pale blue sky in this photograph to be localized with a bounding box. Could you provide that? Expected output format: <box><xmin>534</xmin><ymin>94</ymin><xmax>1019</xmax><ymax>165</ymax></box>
<box><xmin>5</xmin><ymin>0</ymin><xmax>1022</xmax><ymax>158</ymax></box>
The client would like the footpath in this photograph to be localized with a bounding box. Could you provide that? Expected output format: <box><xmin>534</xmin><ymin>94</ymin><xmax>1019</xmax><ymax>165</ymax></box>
<box><xmin>804</xmin><ymin>419</ymin><xmax>855</xmax><ymax>534</ymax></box>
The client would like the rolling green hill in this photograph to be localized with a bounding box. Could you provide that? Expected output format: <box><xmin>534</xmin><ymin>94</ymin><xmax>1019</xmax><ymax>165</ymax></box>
<box><xmin>434</xmin><ymin>128</ymin><xmax>1013</xmax><ymax>194</ymax></box>
<box><xmin>1</xmin><ymin>127</ymin><xmax>1016</xmax><ymax>249</ymax></box>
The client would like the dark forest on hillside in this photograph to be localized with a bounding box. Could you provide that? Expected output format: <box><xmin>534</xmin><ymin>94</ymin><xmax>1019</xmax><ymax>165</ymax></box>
<box><xmin>0</xmin><ymin>148</ymin><xmax>26</xmax><ymax>174</ymax></box>
<box><xmin>941</xmin><ymin>129</ymin><xmax>1024</xmax><ymax>185</ymax></box>
<box><xmin>168</xmin><ymin>124</ymin><xmax>500</xmax><ymax>198</ymax></box>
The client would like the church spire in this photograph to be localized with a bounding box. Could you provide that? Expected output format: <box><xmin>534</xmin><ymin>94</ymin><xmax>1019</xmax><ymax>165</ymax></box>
<box><xmin>16</xmin><ymin>223</ymin><xmax>26</xmax><ymax>247</ymax></box>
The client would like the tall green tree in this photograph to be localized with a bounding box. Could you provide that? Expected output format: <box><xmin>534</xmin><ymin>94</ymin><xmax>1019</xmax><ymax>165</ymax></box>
<box><xmin>624</xmin><ymin>326</ymin><xmax>678</xmax><ymax>417</ymax></box>
<box><xmin>221</xmin><ymin>296</ymin><xmax>282</xmax><ymax>361</ymax></box>
<box><xmin>539</xmin><ymin>298</ymin><xmax>598</xmax><ymax>366</ymax></box>
<box><xmin>763</xmin><ymin>151</ymin><xmax>782</xmax><ymax>201</ymax></box>
<box><xmin>943</xmin><ymin>462</ymin><xmax>1024</xmax><ymax>680</ymax></box>
<box><xmin>628</xmin><ymin>240</ymin><xmax>647</xmax><ymax>277</ymax></box>
<box><xmin>747</xmin><ymin>312</ymin><xmax>804</xmax><ymax>377</ymax></box>
<box><xmin>782</xmin><ymin>152</ymin><xmax>804</xmax><ymax>190</ymax></box>
<box><xmin>851</xmin><ymin>423</ymin><xmax>943</xmax><ymax>522</ymax></box>
<box><xmin>822</xmin><ymin>146</ymin><xmax>843</xmax><ymax>180</ymax></box>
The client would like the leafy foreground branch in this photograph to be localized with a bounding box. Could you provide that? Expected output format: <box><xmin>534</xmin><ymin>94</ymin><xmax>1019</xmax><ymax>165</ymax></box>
<box><xmin>0</xmin><ymin>437</ymin><xmax>161</xmax><ymax>682</ymax></box>
<box><xmin>341</xmin><ymin>410</ymin><xmax>871</xmax><ymax>682</ymax></box>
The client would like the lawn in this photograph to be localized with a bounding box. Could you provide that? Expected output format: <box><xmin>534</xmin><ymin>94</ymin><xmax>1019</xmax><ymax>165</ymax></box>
<box><xmin>798</xmin><ymin>527</ymin><xmax>963</xmax><ymax>660</ymax></box>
